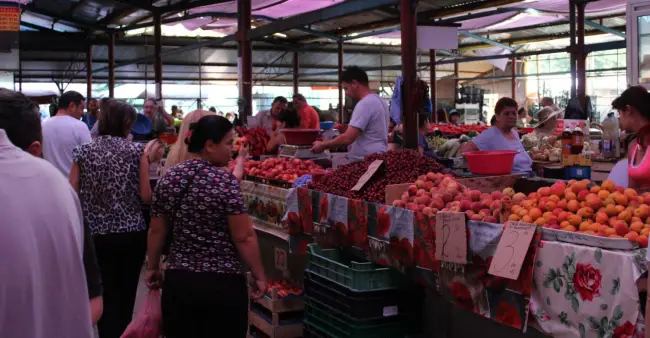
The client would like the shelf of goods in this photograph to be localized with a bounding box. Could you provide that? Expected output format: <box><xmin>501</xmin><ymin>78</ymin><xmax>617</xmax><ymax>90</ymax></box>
<box><xmin>248</xmin><ymin>273</ymin><xmax>305</xmax><ymax>338</ymax></box>
<box><xmin>283</xmin><ymin>162</ymin><xmax>648</xmax><ymax>337</ymax></box>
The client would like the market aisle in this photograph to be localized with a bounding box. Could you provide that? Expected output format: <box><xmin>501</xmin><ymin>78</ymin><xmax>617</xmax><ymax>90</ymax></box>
<box><xmin>93</xmin><ymin>267</ymin><xmax>148</xmax><ymax>338</ymax></box>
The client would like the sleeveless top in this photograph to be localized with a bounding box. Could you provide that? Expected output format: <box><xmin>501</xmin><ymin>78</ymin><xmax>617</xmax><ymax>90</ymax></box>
<box><xmin>628</xmin><ymin>142</ymin><xmax>650</xmax><ymax>188</ymax></box>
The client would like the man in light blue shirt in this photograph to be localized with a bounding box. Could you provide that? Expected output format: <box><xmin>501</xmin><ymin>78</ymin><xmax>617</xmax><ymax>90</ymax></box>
<box><xmin>460</xmin><ymin>97</ymin><xmax>532</xmax><ymax>173</ymax></box>
<box><xmin>311</xmin><ymin>66</ymin><xmax>389</xmax><ymax>162</ymax></box>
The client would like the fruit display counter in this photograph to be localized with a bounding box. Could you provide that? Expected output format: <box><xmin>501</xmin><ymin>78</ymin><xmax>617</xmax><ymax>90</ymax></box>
<box><xmin>281</xmin><ymin>162</ymin><xmax>647</xmax><ymax>337</ymax></box>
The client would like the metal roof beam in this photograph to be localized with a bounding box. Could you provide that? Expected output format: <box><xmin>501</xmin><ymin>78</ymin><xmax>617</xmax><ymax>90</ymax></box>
<box><xmin>91</xmin><ymin>34</ymin><xmax>238</xmax><ymax>74</ymax></box>
<box><xmin>20</xmin><ymin>21</ymin><xmax>56</xmax><ymax>32</ymax></box>
<box><xmin>105</xmin><ymin>0</ymin><xmax>156</xmax><ymax>12</ymax></box>
<box><xmin>68</xmin><ymin>0</ymin><xmax>89</xmax><ymax>14</ymax></box>
<box><xmin>23</xmin><ymin>4</ymin><xmax>110</xmax><ymax>31</ymax></box>
<box><xmin>458</xmin><ymin>30</ymin><xmax>515</xmax><ymax>51</ymax></box>
<box><xmin>297</xmin><ymin>0</ymin><xmax>523</xmax><ymax>43</ymax></box>
<box><xmin>99</xmin><ymin>8</ymin><xmax>140</xmax><ymax>25</ymax></box>
<box><xmin>159</xmin><ymin>0</ymin><xmax>230</xmax><ymax>13</ymax></box>
<box><xmin>584</xmin><ymin>19</ymin><xmax>625</xmax><ymax>38</ymax></box>
<box><xmin>301</xmin><ymin>41</ymin><xmax>624</xmax><ymax>77</ymax></box>
<box><xmin>117</xmin><ymin>11</ymin><xmax>340</xmax><ymax>41</ymax></box>
<box><xmin>342</xmin><ymin>26</ymin><xmax>401</xmax><ymax>41</ymax></box>
<box><xmin>247</xmin><ymin>0</ymin><xmax>399</xmax><ymax>40</ymax></box>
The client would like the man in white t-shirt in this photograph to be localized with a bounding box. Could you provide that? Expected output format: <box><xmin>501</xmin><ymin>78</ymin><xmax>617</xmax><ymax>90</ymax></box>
<box><xmin>0</xmin><ymin>89</ymin><xmax>94</xmax><ymax>338</ymax></box>
<box><xmin>310</xmin><ymin>66</ymin><xmax>389</xmax><ymax>162</ymax></box>
<box><xmin>42</xmin><ymin>91</ymin><xmax>91</xmax><ymax>177</ymax></box>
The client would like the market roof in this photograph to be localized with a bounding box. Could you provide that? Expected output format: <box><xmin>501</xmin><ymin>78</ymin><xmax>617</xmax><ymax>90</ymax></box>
<box><xmin>13</xmin><ymin>0</ymin><xmax>627</xmax><ymax>85</ymax></box>
<box><xmin>19</xmin><ymin>0</ymin><xmax>626</xmax><ymax>48</ymax></box>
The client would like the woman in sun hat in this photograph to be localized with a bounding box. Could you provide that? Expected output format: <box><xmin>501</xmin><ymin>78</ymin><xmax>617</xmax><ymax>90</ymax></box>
<box><xmin>533</xmin><ymin>107</ymin><xmax>561</xmax><ymax>138</ymax></box>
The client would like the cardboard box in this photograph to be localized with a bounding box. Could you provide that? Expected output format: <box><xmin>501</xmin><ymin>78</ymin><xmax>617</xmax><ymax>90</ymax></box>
<box><xmin>561</xmin><ymin>154</ymin><xmax>592</xmax><ymax>167</ymax></box>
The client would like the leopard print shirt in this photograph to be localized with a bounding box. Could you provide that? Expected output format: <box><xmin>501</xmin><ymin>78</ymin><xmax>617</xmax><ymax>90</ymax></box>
<box><xmin>73</xmin><ymin>136</ymin><xmax>146</xmax><ymax>235</ymax></box>
<box><xmin>152</xmin><ymin>159</ymin><xmax>246</xmax><ymax>274</ymax></box>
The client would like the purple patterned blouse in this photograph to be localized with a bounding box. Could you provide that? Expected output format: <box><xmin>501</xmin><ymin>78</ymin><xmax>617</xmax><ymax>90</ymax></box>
<box><xmin>152</xmin><ymin>158</ymin><xmax>246</xmax><ymax>273</ymax></box>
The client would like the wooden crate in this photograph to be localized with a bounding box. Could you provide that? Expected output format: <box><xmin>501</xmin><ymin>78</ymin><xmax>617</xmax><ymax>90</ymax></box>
<box><xmin>253</xmin><ymin>287</ymin><xmax>304</xmax><ymax>313</ymax></box>
<box><xmin>248</xmin><ymin>310</ymin><xmax>303</xmax><ymax>338</ymax></box>
<box><xmin>247</xmin><ymin>273</ymin><xmax>304</xmax><ymax>313</ymax></box>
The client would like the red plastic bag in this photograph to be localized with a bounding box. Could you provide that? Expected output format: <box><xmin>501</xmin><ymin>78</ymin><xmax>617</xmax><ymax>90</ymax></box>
<box><xmin>120</xmin><ymin>290</ymin><xmax>163</xmax><ymax>338</ymax></box>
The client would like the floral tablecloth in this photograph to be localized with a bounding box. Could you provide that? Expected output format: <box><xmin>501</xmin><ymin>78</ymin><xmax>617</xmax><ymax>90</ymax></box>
<box><xmin>530</xmin><ymin>241</ymin><xmax>647</xmax><ymax>338</ymax></box>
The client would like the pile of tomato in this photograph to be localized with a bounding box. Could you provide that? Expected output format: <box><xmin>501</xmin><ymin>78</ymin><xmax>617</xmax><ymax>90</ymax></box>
<box><xmin>428</xmin><ymin>124</ymin><xmax>488</xmax><ymax>136</ymax></box>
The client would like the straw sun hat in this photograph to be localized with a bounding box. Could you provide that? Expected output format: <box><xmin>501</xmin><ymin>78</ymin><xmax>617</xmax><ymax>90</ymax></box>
<box><xmin>536</xmin><ymin>107</ymin><xmax>562</xmax><ymax>128</ymax></box>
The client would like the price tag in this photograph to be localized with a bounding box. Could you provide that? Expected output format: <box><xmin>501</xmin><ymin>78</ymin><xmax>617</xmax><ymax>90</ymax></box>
<box><xmin>488</xmin><ymin>221</ymin><xmax>537</xmax><ymax>280</ymax></box>
<box><xmin>274</xmin><ymin>247</ymin><xmax>287</xmax><ymax>271</ymax></box>
<box><xmin>350</xmin><ymin>160</ymin><xmax>383</xmax><ymax>191</ymax></box>
<box><xmin>435</xmin><ymin>212</ymin><xmax>467</xmax><ymax>264</ymax></box>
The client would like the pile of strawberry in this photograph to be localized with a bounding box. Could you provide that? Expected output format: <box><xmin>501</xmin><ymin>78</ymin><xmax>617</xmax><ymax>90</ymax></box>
<box><xmin>234</xmin><ymin>127</ymin><xmax>270</xmax><ymax>156</ymax></box>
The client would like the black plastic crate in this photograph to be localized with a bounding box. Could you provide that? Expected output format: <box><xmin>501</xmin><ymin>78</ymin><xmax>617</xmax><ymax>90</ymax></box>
<box><xmin>304</xmin><ymin>270</ymin><xmax>402</xmax><ymax>321</ymax></box>
<box><xmin>304</xmin><ymin>298</ymin><xmax>406</xmax><ymax>338</ymax></box>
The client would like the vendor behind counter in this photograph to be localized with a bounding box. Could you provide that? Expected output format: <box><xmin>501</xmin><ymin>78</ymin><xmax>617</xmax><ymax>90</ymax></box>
<box><xmin>310</xmin><ymin>66</ymin><xmax>389</xmax><ymax>163</ymax></box>
<box><xmin>461</xmin><ymin>97</ymin><xmax>532</xmax><ymax>173</ymax></box>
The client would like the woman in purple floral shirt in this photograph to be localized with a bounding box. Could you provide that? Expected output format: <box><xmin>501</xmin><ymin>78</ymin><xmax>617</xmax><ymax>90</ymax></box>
<box><xmin>145</xmin><ymin>115</ymin><xmax>266</xmax><ymax>338</ymax></box>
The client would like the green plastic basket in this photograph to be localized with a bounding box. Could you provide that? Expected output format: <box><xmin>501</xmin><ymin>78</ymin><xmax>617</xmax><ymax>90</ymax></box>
<box><xmin>306</xmin><ymin>244</ymin><xmax>399</xmax><ymax>292</ymax></box>
<box><xmin>304</xmin><ymin>299</ymin><xmax>405</xmax><ymax>338</ymax></box>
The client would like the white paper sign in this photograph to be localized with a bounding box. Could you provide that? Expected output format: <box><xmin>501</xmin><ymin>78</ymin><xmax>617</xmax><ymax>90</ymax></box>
<box><xmin>435</xmin><ymin>212</ymin><xmax>467</xmax><ymax>264</ymax></box>
<box><xmin>488</xmin><ymin>222</ymin><xmax>536</xmax><ymax>280</ymax></box>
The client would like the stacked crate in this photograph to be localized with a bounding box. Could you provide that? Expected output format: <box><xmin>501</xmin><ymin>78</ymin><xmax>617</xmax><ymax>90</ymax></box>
<box><xmin>303</xmin><ymin>244</ymin><xmax>419</xmax><ymax>338</ymax></box>
<box><xmin>248</xmin><ymin>275</ymin><xmax>304</xmax><ymax>338</ymax></box>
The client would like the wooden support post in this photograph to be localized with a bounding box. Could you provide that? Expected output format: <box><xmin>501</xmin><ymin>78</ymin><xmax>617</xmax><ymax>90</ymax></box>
<box><xmin>108</xmin><ymin>33</ymin><xmax>115</xmax><ymax>98</ymax></box>
<box><xmin>430</xmin><ymin>49</ymin><xmax>436</xmax><ymax>119</ymax></box>
<box><xmin>400</xmin><ymin>0</ymin><xmax>417</xmax><ymax>149</ymax></box>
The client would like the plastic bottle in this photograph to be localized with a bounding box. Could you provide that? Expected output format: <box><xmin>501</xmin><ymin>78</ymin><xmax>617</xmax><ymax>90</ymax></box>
<box><xmin>561</xmin><ymin>128</ymin><xmax>572</xmax><ymax>156</ymax></box>
<box><xmin>571</xmin><ymin>127</ymin><xmax>584</xmax><ymax>155</ymax></box>
<box><xmin>602</xmin><ymin>114</ymin><xmax>620</xmax><ymax>159</ymax></box>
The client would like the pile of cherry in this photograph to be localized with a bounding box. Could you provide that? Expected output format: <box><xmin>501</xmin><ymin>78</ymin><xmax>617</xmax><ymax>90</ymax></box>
<box><xmin>310</xmin><ymin>149</ymin><xmax>443</xmax><ymax>203</ymax></box>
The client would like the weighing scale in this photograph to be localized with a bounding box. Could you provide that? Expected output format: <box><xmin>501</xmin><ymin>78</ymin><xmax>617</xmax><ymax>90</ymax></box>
<box><xmin>321</xmin><ymin>128</ymin><xmax>340</xmax><ymax>141</ymax></box>
<box><xmin>278</xmin><ymin>144</ymin><xmax>328</xmax><ymax>160</ymax></box>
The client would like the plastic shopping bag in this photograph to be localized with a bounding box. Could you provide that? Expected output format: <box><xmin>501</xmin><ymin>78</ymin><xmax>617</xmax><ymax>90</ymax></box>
<box><xmin>120</xmin><ymin>290</ymin><xmax>163</xmax><ymax>338</ymax></box>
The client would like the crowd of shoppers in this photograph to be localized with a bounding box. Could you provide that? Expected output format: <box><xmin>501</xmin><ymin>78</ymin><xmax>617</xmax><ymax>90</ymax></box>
<box><xmin>0</xmin><ymin>89</ymin><xmax>265</xmax><ymax>338</ymax></box>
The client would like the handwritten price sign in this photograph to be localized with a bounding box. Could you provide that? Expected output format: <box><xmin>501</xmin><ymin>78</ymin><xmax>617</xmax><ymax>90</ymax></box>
<box><xmin>435</xmin><ymin>212</ymin><xmax>467</xmax><ymax>264</ymax></box>
<box><xmin>350</xmin><ymin>160</ymin><xmax>383</xmax><ymax>191</ymax></box>
<box><xmin>488</xmin><ymin>221</ymin><xmax>536</xmax><ymax>280</ymax></box>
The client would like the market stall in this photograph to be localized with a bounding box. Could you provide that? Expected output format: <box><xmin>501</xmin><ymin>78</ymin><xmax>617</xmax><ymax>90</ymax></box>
<box><xmin>268</xmin><ymin>148</ymin><xmax>649</xmax><ymax>338</ymax></box>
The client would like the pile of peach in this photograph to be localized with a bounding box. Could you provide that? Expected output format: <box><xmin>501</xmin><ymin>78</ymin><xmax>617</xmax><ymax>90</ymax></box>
<box><xmin>507</xmin><ymin>179</ymin><xmax>649</xmax><ymax>247</ymax></box>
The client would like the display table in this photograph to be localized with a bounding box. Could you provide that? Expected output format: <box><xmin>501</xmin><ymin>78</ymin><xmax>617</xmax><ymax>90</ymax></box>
<box><xmin>284</xmin><ymin>186</ymin><xmax>647</xmax><ymax>337</ymax></box>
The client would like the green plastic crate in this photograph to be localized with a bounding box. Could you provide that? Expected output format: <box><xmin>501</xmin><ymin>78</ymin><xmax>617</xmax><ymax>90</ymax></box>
<box><xmin>304</xmin><ymin>299</ymin><xmax>405</xmax><ymax>338</ymax></box>
<box><xmin>307</xmin><ymin>244</ymin><xmax>399</xmax><ymax>291</ymax></box>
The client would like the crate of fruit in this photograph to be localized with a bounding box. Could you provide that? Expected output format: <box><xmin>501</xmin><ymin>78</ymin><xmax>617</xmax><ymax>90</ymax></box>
<box><xmin>248</xmin><ymin>274</ymin><xmax>305</xmax><ymax>313</ymax></box>
<box><xmin>307</xmin><ymin>244</ymin><xmax>401</xmax><ymax>292</ymax></box>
